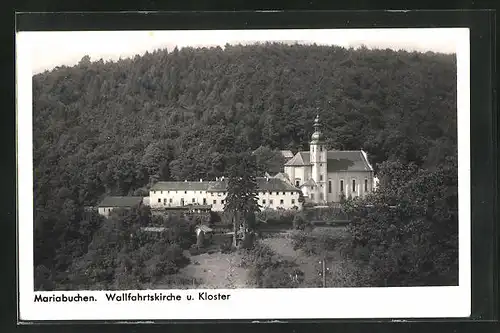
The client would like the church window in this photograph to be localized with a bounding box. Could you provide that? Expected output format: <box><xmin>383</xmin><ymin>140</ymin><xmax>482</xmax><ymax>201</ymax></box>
<box><xmin>291</xmin><ymin>192</ymin><xmax>294</xmax><ymax>195</ymax></box>
<box><xmin>282</xmin><ymin>192</ymin><xmax>286</xmax><ymax>195</ymax></box>
<box><xmin>365</xmin><ymin>179</ymin><xmax>368</xmax><ymax>192</ymax></box>
<box><xmin>203</xmin><ymin>198</ymin><xmax>206</xmax><ymax>205</ymax></box>
<box><xmin>292</xmin><ymin>199</ymin><xmax>295</xmax><ymax>204</ymax></box>
<box><xmin>280</xmin><ymin>199</ymin><xmax>284</xmax><ymax>205</ymax></box>
<box><xmin>328</xmin><ymin>181</ymin><xmax>332</xmax><ymax>193</ymax></box>
<box><xmin>192</xmin><ymin>198</ymin><xmax>195</xmax><ymax>203</ymax></box>
<box><xmin>320</xmin><ymin>175</ymin><xmax>323</xmax><ymax>181</ymax></box>
<box><xmin>184</xmin><ymin>191</ymin><xmax>187</xmax><ymax>194</ymax></box>
<box><xmin>340</xmin><ymin>180</ymin><xmax>344</xmax><ymax>192</ymax></box>
<box><xmin>213</xmin><ymin>200</ymin><xmax>217</xmax><ymax>204</ymax></box>
<box><xmin>270</xmin><ymin>199</ymin><xmax>274</xmax><ymax>205</ymax></box>
<box><xmin>263</xmin><ymin>199</ymin><xmax>266</xmax><ymax>205</ymax></box>
<box><xmin>169</xmin><ymin>198</ymin><xmax>173</xmax><ymax>203</ymax></box>
<box><xmin>352</xmin><ymin>179</ymin><xmax>356</xmax><ymax>192</ymax></box>
<box><xmin>295</xmin><ymin>180</ymin><xmax>300</xmax><ymax>187</ymax></box>
<box><xmin>157</xmin><ymin>198</ymin><xmax>161</xmax><ymax>203</ymax></box>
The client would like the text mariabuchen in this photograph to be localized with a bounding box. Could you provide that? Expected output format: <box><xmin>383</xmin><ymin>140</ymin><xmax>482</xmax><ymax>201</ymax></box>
<box><xmin>34</xmin><ymin>293</ymin><xmax>96</xmax><ymax>303</ymax></box>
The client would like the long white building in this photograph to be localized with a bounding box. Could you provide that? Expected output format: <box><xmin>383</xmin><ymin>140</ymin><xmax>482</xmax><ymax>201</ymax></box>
<box><xmin>149</xmin><ymin>177</ymin><xmax>302</xmax><ymax>212</ymax></box>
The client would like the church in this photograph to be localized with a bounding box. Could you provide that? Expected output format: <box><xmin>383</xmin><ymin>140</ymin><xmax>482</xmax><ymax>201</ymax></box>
<box><xmin>283</xmin><ymin>115</ymin><xmax>375</xmax><ymax>203</ymax></box>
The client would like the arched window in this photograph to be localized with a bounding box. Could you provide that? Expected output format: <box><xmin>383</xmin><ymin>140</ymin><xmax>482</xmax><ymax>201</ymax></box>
<box><xmin>340</xmin><ymin>180</ymin><xmax>344</xmax><ymax>192</ymax></box>
<box><xmin>352</xmin><ymin>179</ymin><xmax>356</xmax><ymax>192</ymax></box>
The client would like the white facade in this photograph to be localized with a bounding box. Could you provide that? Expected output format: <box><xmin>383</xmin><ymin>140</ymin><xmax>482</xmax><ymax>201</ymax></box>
<box><xmin>147</xmin><ymin>178</ymin><xmax>302</xmax><ymax>212</ymax></box>
<box><xmin>98</xmin><ymin>207</ymin><xmax>113</xmax><ymax>217</ymax></box>
<box><xmin>150</xmin><ymin>189</ymin><xmax>210</xmax><ymax>208</ymax></box>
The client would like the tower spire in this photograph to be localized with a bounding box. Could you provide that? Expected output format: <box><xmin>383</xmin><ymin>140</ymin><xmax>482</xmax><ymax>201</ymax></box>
<box><xmin>314</xmin><ymin>114</ymin><xmax>320</xmax><ymax>132</ymax></box>
<box><xmin>311</xmin><ymin>114</ymin><xmax>323</xmax><ymax>142</ymax></box>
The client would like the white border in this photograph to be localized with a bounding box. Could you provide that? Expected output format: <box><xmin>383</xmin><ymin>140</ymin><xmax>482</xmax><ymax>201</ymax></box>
<box><xmin>17</xmin><ymin>28</ymin><xmax>471</xmax><ymax>321</ymax></box>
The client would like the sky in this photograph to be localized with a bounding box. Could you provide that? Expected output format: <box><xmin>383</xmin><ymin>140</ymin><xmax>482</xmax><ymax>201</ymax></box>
<box><xmin>18</xmin><ymin>28</ymin><xmax>465</xmax><ymax>74</ymax></box>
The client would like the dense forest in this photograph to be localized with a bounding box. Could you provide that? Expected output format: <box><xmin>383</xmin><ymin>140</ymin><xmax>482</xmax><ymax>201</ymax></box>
<box><xmin>33</xmin><ymin>42</ymin><xmax>457</xmax><ymax>289</ymax></box>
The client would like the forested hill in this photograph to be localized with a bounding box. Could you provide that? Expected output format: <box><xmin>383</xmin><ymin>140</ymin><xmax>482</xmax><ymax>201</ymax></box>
<box><xmin>33</xmin><ymin>43</ymin><xmax>457</xmax><ymax>211</ymax></box>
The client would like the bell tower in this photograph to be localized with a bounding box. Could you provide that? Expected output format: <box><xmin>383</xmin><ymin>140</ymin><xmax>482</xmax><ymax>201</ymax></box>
<box><xmin>310</xmin><ymin>115</ymin><xmax>328</xmax><ymax>203</ymax></box>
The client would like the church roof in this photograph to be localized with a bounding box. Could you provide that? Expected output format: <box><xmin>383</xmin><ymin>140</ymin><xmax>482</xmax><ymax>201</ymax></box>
<box><xmin>284</xmin><ymin>152</ymin><xmax>310</xmax><ymax>166</ymax></box>
<box><xmin>98</xmin><ymin>196</ymin><xmax>143</xmax><ymax>208</ymax></box>
<box><xmin>284</xmin><ymin>150</ymin><xmax>373</xmax><ymax>172</ymax></box>
<box><xmin>207</xmin><ymin>177</ymin><xmax>299</xmax><ymax>192</ymax></box>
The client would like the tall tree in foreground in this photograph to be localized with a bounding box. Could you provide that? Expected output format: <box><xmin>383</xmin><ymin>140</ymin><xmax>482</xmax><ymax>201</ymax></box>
<box><xmin>224</xmin><ymin>152</ymin><xmax>261</xmax><ymax>247</ymax></box>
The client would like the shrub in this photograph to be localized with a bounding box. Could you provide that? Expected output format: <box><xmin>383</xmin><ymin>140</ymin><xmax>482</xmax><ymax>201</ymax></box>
<box><xmin>240</xmin><ymin>242</ymin><xmax>304</xmax><ymax>288</ymax></box>
<box><xmin>260</xmin><ymin>263</ymin><xmax>304</xmax><ymax>288</ymax></box>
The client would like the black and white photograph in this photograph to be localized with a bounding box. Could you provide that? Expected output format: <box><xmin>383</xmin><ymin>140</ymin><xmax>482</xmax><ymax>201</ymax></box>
<box><xmin>17</xmin><ymin>26</ymin><xmax>471</xmax><ymax>320</ymax></box>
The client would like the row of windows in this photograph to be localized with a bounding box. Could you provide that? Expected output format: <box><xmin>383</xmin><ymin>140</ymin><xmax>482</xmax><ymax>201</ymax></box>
<box><xmin>156</xmin><ymin>197</ymin><xmax>297</xmax><ymax>206</ymax></box>
<box><xmin>261</xmin><ymin>199</ymin><xmax>295</xmax><ymax>205</ymax></box>
<box><xmin>153</xmin><ymin>190</ymin><xmax>295</xmax><ymax>196</ymax></box>
<box><xmin>152</xmin><ymin>190</ymin><xmax>210</xmax><ymax>195</ymax></box>
<box><xmin>156</xmin><ymin>197</ymin><xmax>226</xmax><ymax>205</ymax></box>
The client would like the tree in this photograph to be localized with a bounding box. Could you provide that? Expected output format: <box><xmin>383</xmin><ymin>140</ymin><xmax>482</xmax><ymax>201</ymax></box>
<box><xmin>343</xmin><ymin>157</ymin><xmax>458</xmax><ymax>286</ymax></box>
<box><xmin>224</xmin><ymin>152</ymin><xmax>261</xmax><ymax>247</ymax></box>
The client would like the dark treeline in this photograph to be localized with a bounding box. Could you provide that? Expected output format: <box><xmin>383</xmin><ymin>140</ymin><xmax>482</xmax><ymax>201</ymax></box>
<box><xmin>33</xmin><ymin>42</ymin><xmax>457</xmax><ymax>288</ymax></box>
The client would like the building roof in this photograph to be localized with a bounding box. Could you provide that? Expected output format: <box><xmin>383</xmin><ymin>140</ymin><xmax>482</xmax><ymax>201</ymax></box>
<box><xmin>284</xmin><ymin>150</ymin><xmax>373</xmax><ymax>172</ymax></box>
<box><xmin>151</xmin><ymin>181</ymin><xmax>215</xmax><ymax>191</ymax></box>
<box><xmin>207</xmin><ymin>177</ymin><xmax>299</xmax><ymax>192</ymax></box>
<box><xmin>98</xmin><ymin>196</ymin><xmax>143</xmax><ymax>208</ymax></box>
<box><xmin>302</xmin><ymin>178</ymin><xmax>317</xmax><ymax>187</ymax></box>
<box><xmin>195</xmin><ymin>225</ymin><xmax>213</xmax><ymax>233</ymax></box>
<box><xmin>141</xmin><ymin>227</ymin><xmax>168</xmax><ymax>232</ymax></box>
<box><xmin>280</xmin><ymin>150</ymin><xmax>294</xmax><ymax>158</ymax></box>
<box><xmin>274</xmin><ymin>172</ymin><xmax>291</xmax><ymax>183</ymax></box>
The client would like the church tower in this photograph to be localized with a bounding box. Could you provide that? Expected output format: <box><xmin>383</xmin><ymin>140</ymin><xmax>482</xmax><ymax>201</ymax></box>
<box><xmin>310</xmin><ymin>115</ymin><xmax>328</xmax><ymax>203</ymax></box>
